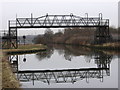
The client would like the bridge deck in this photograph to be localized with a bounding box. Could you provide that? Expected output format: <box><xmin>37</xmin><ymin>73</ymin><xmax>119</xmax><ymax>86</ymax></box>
<box><xmin>9</xmin><ymin>25</ymin><xmax>108</xmax><ymax>29</ymax></box>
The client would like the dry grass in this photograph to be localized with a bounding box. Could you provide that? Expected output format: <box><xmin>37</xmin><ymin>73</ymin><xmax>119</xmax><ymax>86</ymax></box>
<box><xmin>3</xmin><ymin>44</ymin><xmax>47</xmax><ymax>54</ymax></box>
<box><xmin>102</xmin><ymin>50</ymin><xmax>120</xmax><ymax>55</ymax></box>
<box><xmin>91</xmin><ymin>42</ymin><xmax>120</xmax><ymax>50</ymax></box>
<box><xmin>2</xmin><ymin>58</ymin><xmax>20</xmax><ymax>89</ymax></box>
<box><xmin>0</xmin><ymin>51</ymin><xmax>20</xmax><ymax>89</ymax></box>
<box><xmin>102</xmin><ymin>42</ymin><xmax>120</xmax><ymax>47</ymax></box>
<box><xmin>0</xmin><ymin>50</ymin><xmax>2</xmax><ymax>90</ymax></box>
<box><xmin>93</xmin><ymin>42</ymin><xmax>120</xmax><ymax>47</ymax></box>
<box><xmin>18</xmin><ymin>44</ymin><xmax>46</xmax><ymax>49</ymax></box>
<box><xmin>0</xmin><ymin>50</ymin><xmax>3</xmax><ymax>58</ymax></box>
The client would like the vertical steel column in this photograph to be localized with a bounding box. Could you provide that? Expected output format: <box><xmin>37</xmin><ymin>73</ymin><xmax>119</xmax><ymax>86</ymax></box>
<box><xmin>8</xmin><ymin>16</ymin><xmax>18</xmax><ymax>49</ymax></box>
<box><xmin>31</xmin><ymin>13</ymin><xmax>33</xmax><ymax>26</ymax></box>
<box><xmin>16</xmin><ymin>16</ymin><xmax>18</xmax><ymax>49</ymax></box>
<box><xmin>94</xmin><ymin>13</ymin><xmax>111</xmax><ymax>44</ymax></box>
<box><xmin>8</xmin><ymin>20</ymin><xmax>11</xmax><ymax>49</ymax></box>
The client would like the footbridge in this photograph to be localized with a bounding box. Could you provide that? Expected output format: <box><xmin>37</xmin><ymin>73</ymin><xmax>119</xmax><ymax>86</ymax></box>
<box><xmin>2</xmin><ymin>13</ymin><xmax>112</xmax><ymax>49</ymax></box>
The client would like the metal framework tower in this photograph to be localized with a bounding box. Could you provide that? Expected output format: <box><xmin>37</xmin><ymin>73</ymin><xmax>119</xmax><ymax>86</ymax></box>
<box><xmin>94</xmin><ymin>26</ymin><xmax>112</xmax><ymax>44</ymax></box>
<box><xmin>2</xmin><ymin>13</ymin><xmax>112</xmax><ymax>49</ymax></box>
<box><xmin>1</xmin><ymin>30</ymin><xmax>9</xmax><ymax>49</ymax></box>
<box><xmin>8</xmin><ymin>20</ymin><xmax>18</xmax><ymax>49</ymax></box>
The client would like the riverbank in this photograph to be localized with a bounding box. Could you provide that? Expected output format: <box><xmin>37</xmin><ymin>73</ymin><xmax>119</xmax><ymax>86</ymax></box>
<box><xmin>0</xmin><ymin>51</ymin><xmax>2</xmax><ymax>90</ymax></box>
<box><xmin>82</xmin><ymin>42</ymin><xmax>120</xmax><ymax>55</ymax></box>
<box><xmin>3</xmin><ymin>44</ymin><xmax>47</xmax><ymax>55</ymax></box>
<box><xmin>0</xmin><ymin>51</ymin><xmax>20</xmax><ymax>89</ymax></box>
<box><xmin>85</xmin><ymin>42</ymin><xmax>120</xmax><ymax>50</ymax></box>
<box><xmin>46</xmin><ymin>42</ymin><xmax>120</xmax><ymax>55</ymax></box>
<box><xmin>53</xmin><ymin>42</ymin><xmax>120</xmax><ymax>51</ymax></box>
<box><xmin>2</xmin><ymin>57</ymin><xmax>21</xmax><ymax>89</ymax></box>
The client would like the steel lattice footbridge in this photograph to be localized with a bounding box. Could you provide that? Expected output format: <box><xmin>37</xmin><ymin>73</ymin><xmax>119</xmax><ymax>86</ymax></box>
<box><xmin>2</xmin><ymin>13</ymin><xmax>112</xmax><ymax>49</ymax></box>
<box><xmin>10</xmin><ymin>13</ymin><xmax>109</xmax><ymax>28</ymax></box>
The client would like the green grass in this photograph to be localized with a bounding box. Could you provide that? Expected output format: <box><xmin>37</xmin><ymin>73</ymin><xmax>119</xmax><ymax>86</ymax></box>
<box><xmin>3</xmin><ymin>44</ymin><xmax>47</xmax><ymax>54</ymax></box>
<box><xmin>18</xmin><ymin>44</ymin><xmax>46</xmax><ymax>49</ymax></box>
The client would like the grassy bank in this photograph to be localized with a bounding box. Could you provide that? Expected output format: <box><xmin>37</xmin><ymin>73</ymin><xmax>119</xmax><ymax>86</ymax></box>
<box><xmin>3</xmin><ymin>44</ymin><xmax>47</xmax><ymax>55</ymax></box>
<box><xmin>83</xmin><ymin>42</ymin><xmax>120</xmax><ymax>50</ymax></box>
<box><xmin>2</xmin><ymin>57</ymin><xmax>20</xmax><ymax>89</ymax></box>
<box><xmin>0</xmin><ymin>50</ymin><xmax>2</xmax><ymax>90</ymax></box>
<box><xmin>81</xmin><ymin>42</ymin><xmax>120</xmax><ymax>55</ymax></box>
<box><xmin>0</xmin><ymin>51</ymin><xmax>21</xmax><ymax>89</ymax></box>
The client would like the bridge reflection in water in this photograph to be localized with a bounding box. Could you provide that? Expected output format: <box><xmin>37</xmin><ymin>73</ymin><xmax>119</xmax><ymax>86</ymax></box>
<box><xmin>9</xmin><ymin>50</ymin><xmax>112</xmax><ymax>85</ymax></box>
<box><xmin>16</xmin><ymin>68</ymin><xmax>109</xmax><ymax>85</ymax></box>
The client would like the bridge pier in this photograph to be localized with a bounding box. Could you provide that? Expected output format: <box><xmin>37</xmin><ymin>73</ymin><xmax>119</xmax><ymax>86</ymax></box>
<box><xmin>8</xmin><ymin>20</ymin><xmax>18</xmax><ymax>49</ymax></box>
<box><xmin>94</xmin><ymin>26</ymin><xmax>112</xmax><ymax>44</ymax></box>
<box><xmin>9</xmin><ymin>28</ymin><xmax>18</xmax><ymax>49</ymax></box>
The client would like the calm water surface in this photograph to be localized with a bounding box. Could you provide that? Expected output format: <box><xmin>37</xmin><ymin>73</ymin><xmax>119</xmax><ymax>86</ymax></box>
<box><xmin>9</xmin><ymin>45</ymin><xmax>118</xmax><ymax>88</ymax></box>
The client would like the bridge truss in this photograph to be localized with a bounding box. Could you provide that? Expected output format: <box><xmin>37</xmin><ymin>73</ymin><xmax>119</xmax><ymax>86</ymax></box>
<box><xmin>2</xmin><ymin>13</ymin><xmax>112</xmax><ymax>49</ymax></box>
<box><xmin>16</xmin><ymin>68</ymin><xmax>109</xmax><ymax>85</ymax></box>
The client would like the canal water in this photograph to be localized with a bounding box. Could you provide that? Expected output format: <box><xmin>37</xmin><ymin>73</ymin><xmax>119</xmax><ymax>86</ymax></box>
<box><xmin>9</xmin><ymin>45</ymin><xmax>118</xmax><ymax>88</ymax></box>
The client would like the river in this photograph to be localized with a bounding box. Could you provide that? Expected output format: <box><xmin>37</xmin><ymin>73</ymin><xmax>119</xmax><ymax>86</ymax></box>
<box><xmin>9</xmin><ymin>44</ymin><xmax>118</xmax><ymax>88</ymax></box>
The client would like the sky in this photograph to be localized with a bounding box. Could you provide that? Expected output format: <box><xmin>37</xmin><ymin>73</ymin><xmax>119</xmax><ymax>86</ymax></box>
<box><xmin>0</xmin><ymin>0</ymin><xmax>119</xmax><ymax>36</ymax></box>
<box><xmin>118</xmin><ymin>1</ymin><xmax>120</xmax><ymax>27</ymax></box>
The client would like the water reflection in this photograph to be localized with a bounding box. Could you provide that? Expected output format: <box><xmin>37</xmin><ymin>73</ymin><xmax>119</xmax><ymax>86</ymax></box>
<box><xmin>16</xmin><ymin>68</ymin><xmax>109</xmax><ymax>85</ymax></box>
<box><xmin>8</xmin><ymin>45</ymin><xmax>114</xmax><ymax>86</ymax></box>
<box><xmin>23</xmin><ymin>54</ymin><xmax>27</xmax><ymax>62</ymax></box>
<box><xmin>36</xmin><ymin>45</ymin><xmax>93</xmax><ymax>61</ymax></box>
<box><xmin>36</xmin><ymin>46</ymin><xmax>54</xmax><ymax>60</ymax></box>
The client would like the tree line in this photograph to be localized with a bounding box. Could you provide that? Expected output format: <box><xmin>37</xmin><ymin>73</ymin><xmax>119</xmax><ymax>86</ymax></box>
<box><xmin>34</xmin><ymin>27</ymin><xmax>119</xmax><ymax>45</ymax></box>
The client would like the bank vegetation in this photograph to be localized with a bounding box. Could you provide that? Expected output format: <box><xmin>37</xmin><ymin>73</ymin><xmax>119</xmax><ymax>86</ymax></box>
<box><xmin>34</xmin><ymin>27</ymin><xmax>120</xmax><ymax>50</ymax></box>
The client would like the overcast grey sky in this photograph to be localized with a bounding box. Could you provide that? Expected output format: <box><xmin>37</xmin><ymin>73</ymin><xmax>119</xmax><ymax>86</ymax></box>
<box><xmin>118</xmin><ymin>1</ymin><xmax>120</xmax><ymax>27</ymax></box>
<box><xmin>0</xmin><ymin>0</ymin><xmax>119</xmax><ymax>36</ymax></box>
